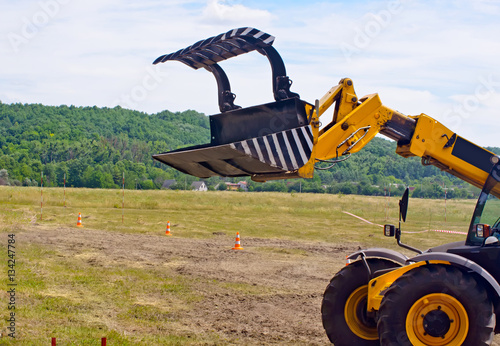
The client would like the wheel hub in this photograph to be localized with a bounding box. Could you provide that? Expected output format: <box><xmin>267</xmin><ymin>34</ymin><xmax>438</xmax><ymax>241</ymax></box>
<box><xmin>344</xmin><ymin>285</ymin><xmax>378</xmax><ymax>340</ymax></box>
<box><xmin>355</xmin><ymin>296</ymin><xmax>377</xmax><ymax>329</ymax></box>
<box><xmin>406</xmin><ymin>293</ymin><xmax>468</xmax><ymax>346</ymax></box>
<box><xmin>423</xmin><ymin>308</ymin><xmax>451</xmax><ymax>337</ymax></box>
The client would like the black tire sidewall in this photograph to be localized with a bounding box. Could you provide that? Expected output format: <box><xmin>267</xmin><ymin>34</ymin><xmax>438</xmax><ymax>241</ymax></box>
<box><xmin>322</xmin><ymin>259</ymin><xmax>400</xmax><ymax>346</ymax></box>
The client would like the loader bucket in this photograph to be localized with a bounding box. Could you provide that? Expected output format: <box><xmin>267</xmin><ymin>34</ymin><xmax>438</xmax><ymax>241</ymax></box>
<box><xmin>152</xmin><ymin>27</ymin><xmax>317</xmax><ymax>181</ymax></box>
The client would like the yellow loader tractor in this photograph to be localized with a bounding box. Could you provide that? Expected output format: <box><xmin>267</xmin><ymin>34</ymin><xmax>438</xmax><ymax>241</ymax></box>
<box><xmin>152</xmin><ymin>28</ymin><xmax>500</xmax><ymax>345</ymax></box>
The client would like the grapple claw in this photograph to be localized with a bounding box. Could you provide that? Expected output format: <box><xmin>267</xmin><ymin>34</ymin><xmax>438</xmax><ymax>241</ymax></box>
<box><xmin>152</xmin><ymin>28</ymin><xmax>317</xmax><ymax>181</ymax></box>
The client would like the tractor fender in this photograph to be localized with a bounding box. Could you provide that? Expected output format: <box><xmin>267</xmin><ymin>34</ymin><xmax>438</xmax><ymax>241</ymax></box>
<box><xmin>347</xmin><ymin>248</ymin><xmax>408</xmax><ymax>265</ymax></box>
<box><xmin>408</xmin><ymin>252</ymin><xmax>500</xmax><ymax>298</ymax></box>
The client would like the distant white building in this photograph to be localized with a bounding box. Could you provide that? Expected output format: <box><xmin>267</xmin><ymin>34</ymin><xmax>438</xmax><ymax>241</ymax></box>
<box><xmin>191</xmin><ymin>181</ymin><xmax>208</xmax><ymax>191</ymax></box>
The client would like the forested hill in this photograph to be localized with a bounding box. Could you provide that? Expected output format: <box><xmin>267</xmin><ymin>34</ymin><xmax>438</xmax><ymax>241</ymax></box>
<box><xmin>0</xmin><ymin>101</ymin><xmax>498</xmax><ymax>198</ymax></box>
<box><xmin>0</xmin><ymin>102</ymin><xmax>209</xmax><ymax>189</ymax></box>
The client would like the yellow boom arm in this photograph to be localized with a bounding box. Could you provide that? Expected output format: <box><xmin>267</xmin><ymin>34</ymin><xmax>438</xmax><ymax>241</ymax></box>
<box><xmin>313</xmin><ymin>78</ymin><xmax>499</xmax><ymax>197</ymax></box>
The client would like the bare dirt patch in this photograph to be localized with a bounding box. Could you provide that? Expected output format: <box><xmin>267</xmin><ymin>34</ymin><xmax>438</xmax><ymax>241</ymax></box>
<box><xmin>21</xmin><ymin>225</ymin><xmax>359</xmax><ymax>344</ymax></box>
<box><xmin>19</xmin><ymin>225</ymin><xmax>500</xmax><ymax>345</ymax></box>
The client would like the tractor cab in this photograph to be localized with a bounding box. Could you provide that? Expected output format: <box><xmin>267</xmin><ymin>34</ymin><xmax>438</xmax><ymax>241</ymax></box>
<box><xmin>384</xmin><ymin>157</ymin><xmax>500</xmax><ymax>257</ymax></box>
<box><xmin>466</xmin><ymin>157</ymin><xmax>500</xmax><ymax>247</ymax></box>
<box><xmin>443</xmin><ymin>158</ymin><xmax>500</xmax><ymax>282</ymax></box>
<box><xmin>152</xmin><ymin>27</ymin><xmax>318</xmax><ymax>182</ymax></box>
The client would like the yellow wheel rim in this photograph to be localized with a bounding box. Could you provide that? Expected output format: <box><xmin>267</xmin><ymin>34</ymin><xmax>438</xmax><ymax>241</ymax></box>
<box><xmin>344</xmin><ymin>285</ymin><xmax>378</xmax><ymax>340</ymax></box>
<box><xmin>406</xmin><ymin>293</ymin><xmax>469</xmax><ymax>346</ymax></box>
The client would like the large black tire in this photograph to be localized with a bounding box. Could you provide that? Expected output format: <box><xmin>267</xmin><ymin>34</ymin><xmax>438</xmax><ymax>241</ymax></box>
<box><xmin>378</xmin><ymin>264</ymin><xmax>495</xmax><ymax>346</ymax></box>
<box><xmin>321</xmin><ymin>258</ymin><xmax>401</xmax><ymax>345</ymax></box>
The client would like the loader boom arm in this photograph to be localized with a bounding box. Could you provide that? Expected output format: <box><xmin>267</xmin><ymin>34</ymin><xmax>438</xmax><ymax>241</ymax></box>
<box><xmin>315</xmin><ymin>78</ymin><xmax>500</xmax><ymax>198</ymax></box>
<box><xmin>152</xmin><ymin>27</ymin><xmax>498</xmax><ymax>195</ymax></box>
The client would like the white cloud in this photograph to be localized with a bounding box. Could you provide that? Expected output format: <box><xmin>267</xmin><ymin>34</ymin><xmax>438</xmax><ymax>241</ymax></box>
<box><xmin>201</xmin><ymin>0</ymin><xmax>272</xmax><ymax>25</ymax></box>
<box><xmin>470</xmin><ymin>0</ymin><xmax>500</xmax><ymax>14</ymax></box>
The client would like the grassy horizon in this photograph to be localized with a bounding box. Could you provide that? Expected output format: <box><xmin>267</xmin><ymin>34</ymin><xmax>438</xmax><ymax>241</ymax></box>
<box><xmin>0</xmin><ymin>186</ymin><xmax>474</xmax><ymax>243</ymax></box>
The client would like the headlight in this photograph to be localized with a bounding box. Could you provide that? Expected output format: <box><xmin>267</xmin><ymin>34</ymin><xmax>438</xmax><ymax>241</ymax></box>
<box><xmin>384</xmin><ymin>224</ymin><xmax>395</xmax><ymax>237</ymax></box>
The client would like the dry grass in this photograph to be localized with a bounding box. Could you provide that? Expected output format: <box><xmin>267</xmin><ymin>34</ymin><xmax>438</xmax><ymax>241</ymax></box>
<box><xmin>0</xmin><ymin>186</ymin><xmax>473</xmax><ymax>244</ymax></box>
<box><xmin>0</xmin><ymin>186</ymin><xmax>477</xmax><ymax>344</ymax></box>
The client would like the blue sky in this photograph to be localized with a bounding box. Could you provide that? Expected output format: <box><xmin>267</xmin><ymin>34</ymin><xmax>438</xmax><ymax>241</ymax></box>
<box><xmin>1</xmin><ymin>0</ymin><xmax>500</xmax><ymax>146</ymax></box>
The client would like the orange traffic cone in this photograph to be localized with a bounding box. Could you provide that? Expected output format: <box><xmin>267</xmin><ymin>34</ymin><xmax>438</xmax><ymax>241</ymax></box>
<box><xmin>165</xmin><ymin>221</ymin><xmax>172</xmax><ymax>236</ymax></box>
<box><xmin>232</xmin><ymin>232</ymin><xmax>244</xmax><ymax>250</ymax></box>
<box><xmin>76</xmin><ymin>213</ymin><xmax>83</xmax><ymax>227</ymax></box>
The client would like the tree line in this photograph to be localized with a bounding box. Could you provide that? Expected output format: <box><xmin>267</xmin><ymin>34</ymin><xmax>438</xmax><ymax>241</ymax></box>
<box><xmin>0</xmin><ymin>101</ymin><xmax>498</xmax><ymax>198</ymax></box>
<box><xmin>0</xmin><ymin>102</ymin><xmax>209</xmax><ymax>189</ymax></box>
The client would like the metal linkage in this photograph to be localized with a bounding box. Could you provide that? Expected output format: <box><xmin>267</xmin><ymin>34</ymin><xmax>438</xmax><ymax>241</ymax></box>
<box><xmin>314</xmin><ymin>126</ymin><xmax>370</xmax><ymax>170</ymax></box>
<box><xmin>339</xmin><ymin>126</ymin><xmax>371</xmax><ymax>155</ymax></box>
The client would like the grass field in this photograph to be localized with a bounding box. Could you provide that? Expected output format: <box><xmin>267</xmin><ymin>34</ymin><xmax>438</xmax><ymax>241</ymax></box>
<box><xmin>0</xmin><ymin>186</ymin><xmax>474</xmax><ymax>243</ymax></box>
<box><xmin>0</xmin><ymin>186</ymin><xmax>484</xmax><ymax>345</ymax></box>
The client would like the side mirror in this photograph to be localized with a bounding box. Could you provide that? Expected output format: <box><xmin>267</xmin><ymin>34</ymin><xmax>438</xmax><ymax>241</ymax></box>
<box><xmin>384</xmin><ymin>224</ymin><xmax>395</xmax><ymax>237</ymax></box>
<box><xmin>389</xmin><ymin>188</ymin><xmax>423</xmax><ymax>254</ymax></box>
<box><xmin>399</xmin><ymin>188</ymin><xmax>409</xmax><ymax>223</ymax></box>
<box><xmin>476</xmin><ymin>224</ymin><xmax>491</xmax><ymax>238</ymax></box>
